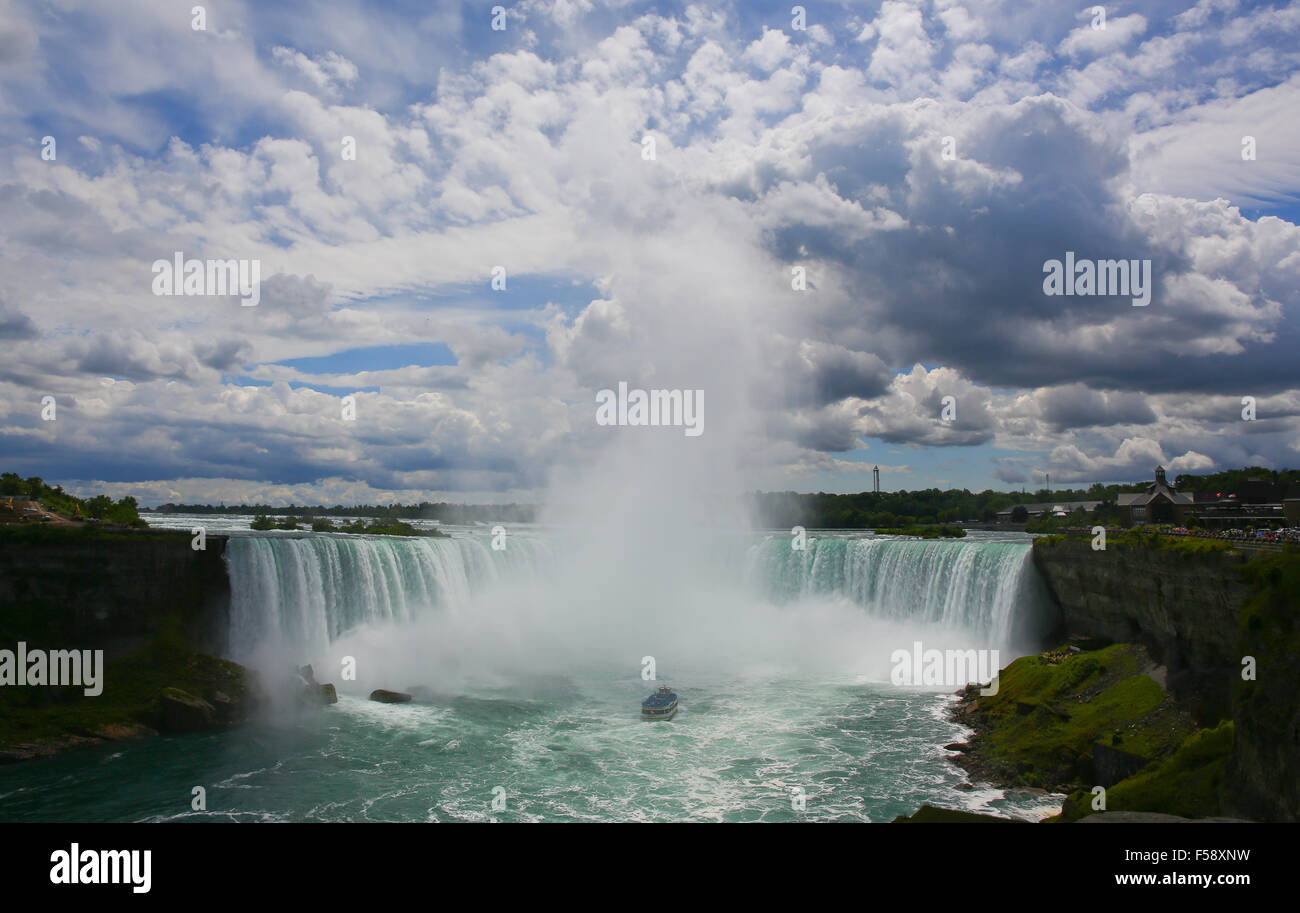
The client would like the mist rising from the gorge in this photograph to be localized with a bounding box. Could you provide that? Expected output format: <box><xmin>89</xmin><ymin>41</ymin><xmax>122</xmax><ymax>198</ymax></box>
<box><xmin>227</xmin><ymin>205</ymin><xmax>1047</xmax><ymax>701</ymax></box>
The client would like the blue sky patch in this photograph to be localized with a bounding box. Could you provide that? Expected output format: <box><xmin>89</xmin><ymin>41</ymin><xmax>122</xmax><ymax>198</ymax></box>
<box><xmin>272</xmin><ymin>343</ymin><xmax>458</xmax><ymax>375</ymax></box>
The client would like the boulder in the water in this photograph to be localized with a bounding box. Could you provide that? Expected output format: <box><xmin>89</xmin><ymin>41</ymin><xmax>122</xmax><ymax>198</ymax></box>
<box><xmin>290</xmin><ymin>670</ymin><xmax>337</xmax><ymax>707</ymax></box>
<box><xmin>296</xmin><ymin>681</ymin><xmax>337</xmax><ymax>706</ymax></box>
<box><xmin>369</xmin><ymin>689</ymin><xmax>412</xmax><ymax>704</ymax></box>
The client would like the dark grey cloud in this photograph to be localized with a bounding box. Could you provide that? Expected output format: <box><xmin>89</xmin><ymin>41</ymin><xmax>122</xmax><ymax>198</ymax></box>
<box><xmin>760</xmin><ymin>408</ymin><xmax>862</xmax><ymax>454</ymax></box>
<box><xmin>197</xmin><ymin>338</ymin><xmax>252</xmax><ymax>371</ymax></box>
<box><xmin>0</xmin><ymin>303</ymin><xmax>38</xmax><ymax>339</ymax></box>
<box><xmin>755</xmin><ymin>339</ymin><xmax>893</xmax><ymax>410</ymax></box>
<box><xmin>753</xmin><ymin>97</ymin><xmax>1297</xmax><ymax>401</ymax></box>
<box><xmin>1037</xmin><ymin>385</ymin><xmax>1159</xmax><ymax>432</ymax></box>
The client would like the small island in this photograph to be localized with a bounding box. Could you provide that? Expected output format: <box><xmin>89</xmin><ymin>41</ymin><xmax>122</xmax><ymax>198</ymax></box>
<box><xmin>248</xmin><ymin>515</ymin><xmax>448</xmax><ymax>537</ymax></box>
<box><xmin>872</xmin><ymin>525</ymin><xmax>966</xmax><ymax>538</ymax></box>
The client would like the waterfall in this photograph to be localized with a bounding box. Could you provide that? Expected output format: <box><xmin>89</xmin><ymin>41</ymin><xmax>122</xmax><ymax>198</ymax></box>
<box><xmin>742</xmin><ymin>535</ymin><xmax>1053</xmax><ymax>647</ymax></box>
<box><xmin>223</xmin><ymin>533</ymin><xmax>555</xmax><ymax>663</ymax></box>
<box><xmin>223</xmin><ymin>531</ymin><xmax>1054</xmax><ymax>667</ymax></box>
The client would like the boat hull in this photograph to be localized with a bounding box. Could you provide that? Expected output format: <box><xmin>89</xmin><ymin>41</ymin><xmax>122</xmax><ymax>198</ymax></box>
<box><xmin>641</xmin><ymin>703</ymin><xmax>678</xmax><ymax>721</ymax></box>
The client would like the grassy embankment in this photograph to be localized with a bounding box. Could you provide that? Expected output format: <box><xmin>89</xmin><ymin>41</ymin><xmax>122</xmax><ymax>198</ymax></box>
<box><xmin>0</xmin><ymin>621</ymin><xmax>251</xmax><ymax>759</ymax></box>
<box><xmin>1054</xmin><ymin>721</ymin><xmax>1235</xmax><ymax>821</ymax></box>
<box><xmin>951</xmin><ymin>642</ymin><xmax>1236</xmax><ymax>821</ymax></box>
<box><xmin>949</xmin><ymin>547</ymin><xmax>1299</xmax><ymax>821</ymax></box>
<box><xmin>956</xmin><ymin>645</ymin><xmax>1192</xmax><ymax>780</ymax></box>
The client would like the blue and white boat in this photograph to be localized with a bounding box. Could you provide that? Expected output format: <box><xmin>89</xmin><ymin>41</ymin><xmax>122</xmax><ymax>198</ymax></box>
<box><xmin>641</xmin><ymin>685</ymin><xmax>678</xmax><ymax>721</ymax></box>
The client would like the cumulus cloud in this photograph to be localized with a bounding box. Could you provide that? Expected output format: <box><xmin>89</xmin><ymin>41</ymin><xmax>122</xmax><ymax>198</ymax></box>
<box><xmin>0</xmin><ymin>302</ymin><xmax>37</xmax><ymax>339</ymax></box>
<box><xmin>1048</xmin><ymin>437</ymin><xmax>1215</xmax><ymax>482</ymax></box>
<box><xmin>1058</xmin><ymin>13</ymin><xmax>1148</xmax><ymax>58</ymax></box>
<box><xmin>856</xmin><ymin>365</ymin><xmax>997</xmax><ymax>448</ymax></box>
<box><xmin>1033</xmin><ymin>384</ymin><xmax>1159</xmax><ymax>432</ymax></box>
<box><xmin>0</xmin><ymin>0</ymin><xmax>1297</xmax><ymax>500</ymax></box>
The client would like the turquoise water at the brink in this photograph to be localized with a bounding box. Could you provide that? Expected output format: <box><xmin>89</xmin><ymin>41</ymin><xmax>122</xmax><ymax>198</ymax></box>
<box><xmin>0</xmin><ymin>527</ymin><xmax>1064</xmax><ymax>822</ymax></box>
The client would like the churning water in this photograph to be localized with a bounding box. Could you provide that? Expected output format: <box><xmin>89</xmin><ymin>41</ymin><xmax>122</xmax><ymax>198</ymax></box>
<box><xmin>0</xmin><ymin>525</ymin><xmax>1063</xmax><ymax>822</ymax></box>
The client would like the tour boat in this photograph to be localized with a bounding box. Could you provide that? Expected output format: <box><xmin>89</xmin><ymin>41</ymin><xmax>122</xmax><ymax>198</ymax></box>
<box><xmin>641</xmin><ymin>685</ymin><xmax>679</xmax><ymax>721</ymax></box>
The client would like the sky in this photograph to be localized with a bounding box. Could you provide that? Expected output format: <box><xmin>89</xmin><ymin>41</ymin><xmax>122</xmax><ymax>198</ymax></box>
<box><xmin>0</xmin><ymin>0</ymin><xmax>1298</xmax><ymax>506</ymax></box>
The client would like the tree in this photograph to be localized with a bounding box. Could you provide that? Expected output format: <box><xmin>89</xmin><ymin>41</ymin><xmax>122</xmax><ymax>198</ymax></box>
<box><xmin>1010</xmin><ymin>505</ymin><xmax>1029</xmax><ymax>522</ymax></box>
<box><xmin>104</xmin><ymin>496</ymin><xmax>145</xmax><ymax>527</ymax></box>
<box><xmin>84</xmin><ymin>495</ymin><xmax>113</xmax><ymax>519</ymax></box>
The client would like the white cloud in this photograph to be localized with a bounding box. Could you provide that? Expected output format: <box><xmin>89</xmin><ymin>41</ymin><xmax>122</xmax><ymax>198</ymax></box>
<box><xmin>272</xmin><ymin>47</ymin><xmax>359</xmax><ymax>94</ymax></box>
<box><xmin>0</xmin><ymin>1</ymin><xmax>1297</xmax><ymax>500</ymax></box>
<box><xmin>1058</xmin><ymin>13</ymin><xmax>1148</xmax><ymax>58</ymax></box>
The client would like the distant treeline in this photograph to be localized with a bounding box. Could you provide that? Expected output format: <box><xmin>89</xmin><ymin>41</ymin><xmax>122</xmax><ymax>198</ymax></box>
<box><xmin>748</xmin><ymin>486</ymin><xmax>1117</xmax><ymax>529</ymax></box>
<box><xmin>747</xmin><ymin>467</ymin><xmax>1299</xmax><ymax>529</ymax></box>
<box><xmin>151</xmin><ymin>501</ymin><xmax>538</xmax><ymax>524</ymax></box>
<box><xmin>1171</xmin><ymin>467</ymin><xmax>1300</xmax><ymax>495</ymax></box>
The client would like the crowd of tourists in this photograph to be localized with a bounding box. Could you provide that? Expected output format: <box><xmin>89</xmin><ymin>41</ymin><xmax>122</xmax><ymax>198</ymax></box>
<box><xmin>1166</xmin><ymin>526</ymin><xmax>1300</xmax><ymax>545</ymax></box>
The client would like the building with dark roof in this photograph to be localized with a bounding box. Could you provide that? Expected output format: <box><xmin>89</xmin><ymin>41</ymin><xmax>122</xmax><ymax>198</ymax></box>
<box><xmin>1116</xmin><ymin>466</ymin><xmax>1194</xmax><ymax>525</ymax></box>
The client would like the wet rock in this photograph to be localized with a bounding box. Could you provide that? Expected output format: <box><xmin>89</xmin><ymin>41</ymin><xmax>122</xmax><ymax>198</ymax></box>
<box><xmin>159</xmin><ymin>687</ymin><xmax>216</xmax><ymax>732</ymax></box>
<box><xmin>91</xmin><ymin>722</ymin><xmax>155</xmax><ymax>742</ymax></box>
<box><xmin>369</xmin><ymin>689</ymin><xmax>412</xmax><ymax>704</ymax></box>
<box><xmin>0</xmin><ymin>737</ymin><xmax>98</xmax><ymax>763</ymax></box>
<box><xmin>210</xmin><ymin>690</ymin><xmax>237</xmax><ymax>723</ymax></box>
<box><xmin>296</xmin><ymin>680</ymin><xmax>337</xmax><ymax>706</ymax></box>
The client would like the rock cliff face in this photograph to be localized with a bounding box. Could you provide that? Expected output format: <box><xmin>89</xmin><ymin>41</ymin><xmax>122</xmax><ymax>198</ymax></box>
<box><xmin>1030</xmin><ymin>539</ymin><xmax>1251</xmax><ymax>723</ymax></box>
<box><xmin>0</xmin><ymin>529</ymin><xmax>232</xmax><ymax>655</ymax></box>
<box><xmin>1031</xmin><ymin>538</ymin><xmax>1298</xmax><ymax>822</ymax></box>
<box><xmin>1230</xmin><ymin>555</ymin><xmax>1300</xmax><ymax>822</ymax></box>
